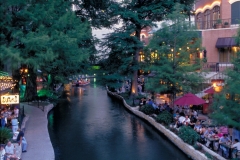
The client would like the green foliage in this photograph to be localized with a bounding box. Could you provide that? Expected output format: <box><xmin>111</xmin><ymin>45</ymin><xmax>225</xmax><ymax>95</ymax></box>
<box><xmin>193</xmin><ymin>144</ymin><xmax>202</xmax><ymax>150</ymax></box>
<box><xmin>140</xmin><ymin>104</ymin><xmax>155</xmax><ymax>115</ymax></box>
<box><xmin>156</xmin><ymin>111</ymin><xmax>172</xmax><ymax>125</ymax></box>
<box><xmin>178</xmin><ymin>126</ymin><xmax>200</xmax><ymax>145</ymax></box>
<box><xmin>0</xmin><ymin>0</ymin><xmax>95</xmax><ymax>99</ymax></box>
<box><xmin>210</xmin><ymin>30</ymin><xmax>240</xmax><ymax>128</ymax></box>
<box><xmin>0</xmin><ymin>128</ymin><xmax>12</xmax><ymax>144</ymax></box>
<box><xmin>99</xmin><ymin>1</ymin><xmax>196</xmax><ymax>94</ymax></box>
<box><xmin>144</xmin><ymin>4</ymin><xmax>203</xmax><ymax>99</ymax></box>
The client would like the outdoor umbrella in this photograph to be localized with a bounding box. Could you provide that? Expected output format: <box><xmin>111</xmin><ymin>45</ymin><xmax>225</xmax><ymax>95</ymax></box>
<box><xmin>204</xmin><ymin>87</ymin><xmax>215</xmax><ymax>94</ymax></box>
<box><xmin>174</xmin><ymin>93</ymin><xmax>206</xmax><ymax>106</ymax></box>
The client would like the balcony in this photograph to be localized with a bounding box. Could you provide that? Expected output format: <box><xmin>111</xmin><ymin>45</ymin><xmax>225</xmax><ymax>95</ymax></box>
<box><xmin>201</xmin><ymin>62</ymin><xmax>233</xmax><ymax>72</ymax></box>
<box><xmin>194</xmin><ymin>18</ymin><xmax>238</xmax><ymax>30</ymax></box>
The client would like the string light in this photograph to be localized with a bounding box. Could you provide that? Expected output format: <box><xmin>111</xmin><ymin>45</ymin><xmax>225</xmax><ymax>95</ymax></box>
<box><xmin>0</xmin><ymin>76</ymin><xmax>16</xmax><ymax>91</ymax></box>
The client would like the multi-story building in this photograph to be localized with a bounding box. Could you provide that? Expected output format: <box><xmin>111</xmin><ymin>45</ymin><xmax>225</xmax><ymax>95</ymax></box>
<box><xmin>195</xmin><ymin>0</ymin><xmax>240</xmax><ymax>71</ymax></box>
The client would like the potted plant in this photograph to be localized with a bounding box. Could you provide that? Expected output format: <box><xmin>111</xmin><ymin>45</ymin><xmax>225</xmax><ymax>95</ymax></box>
<box><xmin>0</xmin><ymin>128</ymin><xmax>12</xmax><ymax>144</ymax></box>
<box><xmin>214</xmin><ymin>19</ymin><xmax>222</xmax><ymax>29</ymax></box>
<box><xmin>224</xmin><ymin>21</ymin><xmax>230</xmax><ymax>28</ymax></box>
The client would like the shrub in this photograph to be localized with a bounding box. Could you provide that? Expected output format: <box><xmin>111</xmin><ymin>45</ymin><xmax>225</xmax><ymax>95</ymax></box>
<box><xmin>156</xmin><ymin>111</ymin><xmax>172</xmax><ymax>125</ymax></box>
<box><xmin>178</xmin><ymin>126</ymin><xmax>200</xmax><ymax>145</ymax></box>
<box><xmin>0</xmin><ymin>128</ymin><xmax>12</xmax><ymax>144</ymax></box>
<box><xmin>135</xmin><ymin>94</ymin><xmax>146</xmax><ymax>100</ymax></box>
<box><xmin>140</xmin><ymin>104</ymin><xmax>155</xmax><ymax>115</ymax></box>
<box><xmin>193</xmin><ymin>144</ymin><xmax>202</xmax><ymax>151</ymax></box>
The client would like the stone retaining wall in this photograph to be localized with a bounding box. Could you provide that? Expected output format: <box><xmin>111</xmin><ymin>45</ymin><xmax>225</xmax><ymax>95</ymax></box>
<box><xmin>107</xmin><ymin>89</ymin><xmax>225</xmax><ymax>160</ymax></box>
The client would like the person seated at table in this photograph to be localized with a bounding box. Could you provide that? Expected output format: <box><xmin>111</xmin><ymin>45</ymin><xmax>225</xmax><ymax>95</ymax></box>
<box><xmin>151</xmin><ymin>103</ymin><xmax>159</xmax><ymax>114</ymax></box>
<box><xmin>147</xmin><ymin>99</ymin><xmax>153</xmax><ymax>106</ymax></box>
<box><xmin>139</xmin><ymin>98</ymin><xmax>144</xmax><ymax>107</ymax></box>
<box><xmin>174</xmin><ymin>115</ymin><xmax>185</xmax><ymax>128</ymax></box>
<box><xmin>204</xmin><ymin>127</ymin><xmax>215</xmax><ymax>148</ymax></box>
<box><xmin>173</xmin><ymin>111</ymin><xmax>180</xmax><ymax>122</ymax></box>
<box><xmin>194</xmin><ymin>121</ymin><xmax>202</xmax><ymax>133</ymax></box>
<box><xmin>231</xmin><ymin>139</ymin><xmax>240</xmax><ymax>158</ymax></box>
<box><xmin>192</xmin><ymin>110</ymin><xmax>198</xmax><ymax>118</ymax></box>
<box><xmin>0</xmin><ymin>144</ymin><xmax>5</xmax><ymax>160</ymax></box>
<box><xmin>219</xmin><ymin>134</ymin><xmax>231</xmax><ymax>158</ymax></box>
<box><xmin>5</xmin><ymin>141</ymin><xmax>19</xmax><ymax>160</ymax></box>
<box><xmin>17</xmin><ymin>128</ymin><xmax>27</xmax><ymax>152</ymax></box>
<box><xmin>159</xmin><ymin>104</ymin><xmax>165</xmax><ymax>112</ymax></box>
<box><xmin>183</xmin><ymin>115</ymin><xmax>190</xmax><ymax>126</ymax></box>
<box><xmin>198</xmin><ymin>125</ymin><xmax>207</xmax><ymax>144</ymax></box>
<box><xmin>216</xmin><ymin>130</ymin><xmax>223</xmax><ymax>138</ymax></box>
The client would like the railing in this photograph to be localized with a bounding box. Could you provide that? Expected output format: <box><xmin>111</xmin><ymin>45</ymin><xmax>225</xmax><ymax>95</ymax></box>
<box><xmin>201</xmin><ymin>62</ymin><xmax>233</xmax><ymax>72</ymax></box>
<box><xmin>205</xmin><ymin>72</ymin><xmax>227</xmax><ymax>84</ymax></box>
<box><xmin>192</xmin><ymin>18</ymin><xmax>240</xmax><ymax>30</ymax></box>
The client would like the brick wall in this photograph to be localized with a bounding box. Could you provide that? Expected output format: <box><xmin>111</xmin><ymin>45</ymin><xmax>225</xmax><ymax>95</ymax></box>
<box><xmin>221</xmin><ymin>0</ymin><xmax>231</xmax><ymax>20</ymax></box>
<box><xmin>202</xmin><ymin>28</ymin><xmax>238</xmax><ymax>62</ymax></box>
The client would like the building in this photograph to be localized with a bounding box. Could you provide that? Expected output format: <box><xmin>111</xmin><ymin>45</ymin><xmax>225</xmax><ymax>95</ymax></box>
<box><xmin>195</xmin><ymin>0</ymin><xmax>240</xmax><ymax>72</ymax></box>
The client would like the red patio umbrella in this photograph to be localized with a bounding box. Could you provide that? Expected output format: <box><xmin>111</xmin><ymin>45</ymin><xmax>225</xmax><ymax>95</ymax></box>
<box><xmin>204</xmin><ymin>87</ymin><xmax>215</xmax><ymax>94</ymax></box>
<box><xmin>174</xmin><ymin>93</ymin><xmax>206</xmax><ymax>106</ymax></box>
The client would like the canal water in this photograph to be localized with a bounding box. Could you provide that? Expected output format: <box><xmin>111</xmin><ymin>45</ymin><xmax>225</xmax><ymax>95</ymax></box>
<box><xmin>48</xmin><ymin>82</ymin><xmax>190</xmax><ymax>160</ymax></box>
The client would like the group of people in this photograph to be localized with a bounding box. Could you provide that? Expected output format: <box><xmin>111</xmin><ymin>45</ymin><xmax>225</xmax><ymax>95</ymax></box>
<box><xmin>198</xmin><ymin>125</ymin><xmax>240</xmax><ymax>158</ymax></box>
<box><xmin>0</xmin><ymin>128</ymin><xmax>27</xmax><ymax>160</ymax></box>
<box><xmin>1</xmin><ymin>107</ymin><xmax>19</xmax><ymax>131</ymax></box>
<box><xmin>139</xmin><ymin>99</ymin><xmax>172</xmax><ymax>114</ymax></box>
<box><xmin>0</xmin><ymin>106</ymin><xmax>27</xmax><ymax>160</ymax></box>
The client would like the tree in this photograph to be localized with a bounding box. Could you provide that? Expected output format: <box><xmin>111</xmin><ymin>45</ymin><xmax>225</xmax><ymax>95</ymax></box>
<box><xmin>210</xmin><ymin>29</ymin><xmax>240</xmax><ymax>128</ymax></box>
<box><xmin>143</xmin><ymin>4</ymin><xmax>203</xmax><ymax>103</ymax></box>
<box><xmin>100</xmin><ymin>0</ymin><xmax>195</xmax><ymax>95</ymax></box>
<box><xmin>0</xmin><ymin>0</ymin><xmax>95</xmax><ymax>100</ymax></box>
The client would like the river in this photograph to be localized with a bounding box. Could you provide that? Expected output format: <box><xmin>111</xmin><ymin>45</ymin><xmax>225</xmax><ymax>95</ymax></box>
<box><xmin>48</xmin><ymin>82</ymin><xmax>190</xmax><ymax>160</ymax></box>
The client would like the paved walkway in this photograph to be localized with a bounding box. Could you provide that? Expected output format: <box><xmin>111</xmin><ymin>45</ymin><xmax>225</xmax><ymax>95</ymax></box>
<box><xmin>20</xmin><ymin>102</ymin><xmax>55</xmax><ymax>160</ymax></box>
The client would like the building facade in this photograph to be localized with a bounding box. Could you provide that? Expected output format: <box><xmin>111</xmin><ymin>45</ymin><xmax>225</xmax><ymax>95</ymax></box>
<box><xmin>195</xmin><ymin>0</ymin><xmax>240</xmax><ymax>71</ymax></box>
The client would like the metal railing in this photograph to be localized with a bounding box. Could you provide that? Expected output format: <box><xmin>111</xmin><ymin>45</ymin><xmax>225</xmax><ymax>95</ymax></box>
<box><xmin>194</xmin><ymin>18</ymin><xmax>239</xmax><ymax>30</ymax></box>
<box><xmin>201</xmin><ymin>62</ymin><xmax>233</xmax><ymax>72</ymax></box>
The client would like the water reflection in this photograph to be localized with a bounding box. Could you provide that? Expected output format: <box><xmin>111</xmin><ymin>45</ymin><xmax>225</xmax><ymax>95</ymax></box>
<box><xmin>48</xmin><ymin>84</ymin><xmax>190</xmax><ymax>160</ymax></box>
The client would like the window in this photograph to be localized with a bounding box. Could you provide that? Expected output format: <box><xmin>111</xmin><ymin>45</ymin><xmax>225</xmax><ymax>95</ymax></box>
<box><xmin>212</xmin><ymin>6</ymin><xmax>220</xmax><ymax>21</ymax></box>
<box><xmin>196</xmin><ymin>13</ymin><xmax>202</xmax><ymax>29</ymax></box>
<box><xmin>204</xmin><ymin>10</ymin><xmax>211</xmax><ymax>29</ymax></box>
<box><xmin>231</xmin><ymin>1</ymin><xmax>240</xmax><ymax>24</ymax></box>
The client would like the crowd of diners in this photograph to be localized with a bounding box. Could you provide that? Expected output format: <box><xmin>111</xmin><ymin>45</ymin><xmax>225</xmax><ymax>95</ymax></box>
<box><xmin>140</xmin><ymin>99</ymin><xmax>240</xmax><ymax>159</ymax></box>
<box><xmin>0</xmin><ymin>106</ymin><xmax>27</xmax><ymax>160</ymax></box>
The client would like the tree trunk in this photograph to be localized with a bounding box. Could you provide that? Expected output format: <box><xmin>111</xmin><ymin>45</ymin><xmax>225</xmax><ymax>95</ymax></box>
<box><xmin>24</xmin><ymin>67</ymin><xmax>37</xmax><ymax>101</ymax></box>
<box><xmin>131</xmin><ymin>28</ymin><xmax>141</xmax><ymax>96</ymax></box>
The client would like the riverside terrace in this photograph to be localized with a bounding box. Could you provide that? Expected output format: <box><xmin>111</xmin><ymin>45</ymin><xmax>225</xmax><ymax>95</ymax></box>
<box><xmin>144</xmin><ymin>103</ymin><xmax>240</xmax><ymax>159</ymax></box>
<box><xmin>116</xmin><ymin>91</ymin><xmax>240</xmax><ymax>160</ymax></box>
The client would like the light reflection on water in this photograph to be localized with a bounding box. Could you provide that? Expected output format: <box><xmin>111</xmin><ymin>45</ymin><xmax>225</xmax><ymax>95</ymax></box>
<box><xmin>48</xmin><ymin>84</ymin><xmax>190</xmax><ymax>160</ymax></box>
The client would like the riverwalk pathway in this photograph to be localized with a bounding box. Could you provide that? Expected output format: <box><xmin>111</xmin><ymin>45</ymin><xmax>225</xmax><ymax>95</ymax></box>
<box><xmin>20</xmin><ymin>102</ymin><xmax>54</xmax><ymax>160</ymax></box>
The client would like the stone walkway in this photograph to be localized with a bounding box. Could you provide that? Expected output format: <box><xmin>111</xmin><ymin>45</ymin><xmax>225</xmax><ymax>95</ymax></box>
<box><xmin>20</xmin><ymin>102</ymin><xmax>55</xmax><ymax>160</ymax></box>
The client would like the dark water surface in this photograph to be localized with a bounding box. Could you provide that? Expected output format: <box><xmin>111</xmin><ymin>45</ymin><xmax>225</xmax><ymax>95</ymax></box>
<box><xmin>48</xmin><ymin>82</ymin><xmax>190</xmax><ymax>160</ymax></box>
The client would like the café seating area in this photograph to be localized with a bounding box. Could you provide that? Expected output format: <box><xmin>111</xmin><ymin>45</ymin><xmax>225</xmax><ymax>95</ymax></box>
<box><xmin>0</xmin><ymin>105</ymin><xmax>23</xmax><ymax>160</ymax></box>
<box><xmin>140</xmin><ymin>98</ymin><xmax>240</xmax><ymax>160</ymax></box>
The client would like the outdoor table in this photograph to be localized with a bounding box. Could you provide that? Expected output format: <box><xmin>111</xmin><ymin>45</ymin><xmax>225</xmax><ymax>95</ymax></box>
<box><xmin>205</xmin><ymin>136</ymin><xmax>219</xmax><ymax>150</ymax></box>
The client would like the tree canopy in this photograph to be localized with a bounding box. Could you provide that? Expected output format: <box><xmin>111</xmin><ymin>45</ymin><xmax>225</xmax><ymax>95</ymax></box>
<box><xmin>0</xmin><ymin>0</ymin><xmax>95</xmax><ymax>100</ymax></box>
<box><xmin>143</xmin><ymin>4</ymin><xmax>203</xmax><ymax>102</ymax></box>
<box><xmin>99</xmin><ymin>1</ymin><xmax>196</xmax><ymax>95</ymax></box>
<box><xmin>210</xmin><ymin>29</ymin><xmax>240</xmax><ymax>128</ymax></box>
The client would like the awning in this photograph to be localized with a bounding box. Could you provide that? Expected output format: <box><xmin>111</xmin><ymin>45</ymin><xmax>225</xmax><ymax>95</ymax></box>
<box><xmin>216</xmin><ymin>37</ymin><xmax>237</xmax><ymax>48</ymax></box>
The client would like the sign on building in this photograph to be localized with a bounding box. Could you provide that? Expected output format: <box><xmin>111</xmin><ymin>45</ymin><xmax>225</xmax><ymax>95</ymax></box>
<box><xmin>1</xmin><ymin>95</ymin><xmax>19</xmax><ymax>104</ymax></box>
